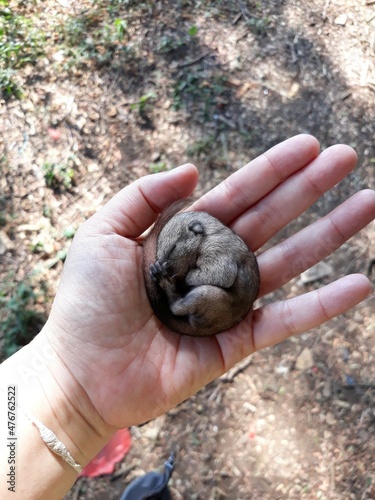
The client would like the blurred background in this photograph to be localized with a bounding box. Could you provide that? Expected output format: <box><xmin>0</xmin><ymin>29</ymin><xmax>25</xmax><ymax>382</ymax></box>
<box><xmin>0</xmin><ymin>1</ymin><xmax>374</xmax><ymax>498</ymax></box>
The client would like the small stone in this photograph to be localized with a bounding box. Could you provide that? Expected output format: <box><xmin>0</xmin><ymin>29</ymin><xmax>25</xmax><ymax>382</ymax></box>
<box><xmin>0</xmin><ymin>239</ymin><xmax>6</xmax><ymax>255</ymax></box>
<box><xmin>43</xmin><ymin>242</ymin><xmax>55</xmax><ymax>255</ymax></box>
<box><xmin>322</xmin><ymin>378</ymin><xmax>332</xmax><ymax>398</ymax></box>
<box><xmin>323</xmin><ymin>328</ymin><xmax>335</xmax><ymax>341</ymax></box>
<box><xmin>326</xmin><ymin>412</ymin><xmax>337</xmax><ymax>425</ymax></box>
<box><xmin>75</xmin><ymin>115</ymin><xmax>86</xmax><ymax>130</ymax></box>
<box><xmin>142</xmin><ymin>427</ymin><xmax>160</xmax><ymax>440</ymax></box>
<box><xmin>0</xmin><ymin>230</ymin><xmax>15</xmax><ymax>254</ymax></box>
<box><xmin>151</xmin><ymin>151</ymin><xmax>161</xmax><ymax>162</ymax></box>
<box><xmin>347</xmin><ymin>322</ymin><xmax>358</xmax><ymax>334</ymax></box>
<box><xmin>287</xmin><ymin>82</ymin><xmax>300</xmax><ymax>98</ymax></box>
<box><xmin>296</xmin><ymin>347</ymin><xmax>314</xmax><ymax>370</ymax></box>
<box><xmin>353</xmin><ymin>311</ymin><xmax>364</xmax><ymax>322</ymax></box>
<box><xmin>334</xmin><ymin>14</ymin><xmax>347</xmax><ymax>26</ymax></box>
<box><xmin>88</xmin><ymin>111</ymin><xmax>100</xmax><ymax>121</ymax></box>
<box><xmin>141</xmin><ymin>415</ymin><xmax>165</xmax><ymax>440</ymax></box>
<box><xmin>275</xmin><ymin>364</ymin><xmax>289</xmax><ymax>375</ymax></box>
<box><xmin>300</xmin><ymin>261</ymin><xmax>333</xmax><ymax>284</ymax></box>
<box><xmin>52</xmin><ymin>50</ymin><xmax>65</xmax><ymax>63</ymax></box>
<box><xmin>107</xmin><ymin>106</ymin><xmax>117</xmax><ymax>117</ymax></box>
<box><xmin>243</xmin><ymin>402</ymin><xmax>257</xmax><ymax>413</ymax></box>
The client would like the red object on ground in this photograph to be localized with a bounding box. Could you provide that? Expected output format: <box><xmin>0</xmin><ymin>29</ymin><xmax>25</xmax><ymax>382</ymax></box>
<box><xmin>79</xmin><ymin>428</ymin><xmax>131</xmax><ymax>477</ymax></box>
<box><xmin>47</xmin><ymin>127</ymin><xmax>61</xmax><ymax>141</ymax></box>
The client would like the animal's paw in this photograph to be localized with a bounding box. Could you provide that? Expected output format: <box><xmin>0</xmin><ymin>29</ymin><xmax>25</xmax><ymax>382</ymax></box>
<box><xmin>149</xmin><ymin>261</ymin><xmax>170</xmax><ymax>283</ymax></box>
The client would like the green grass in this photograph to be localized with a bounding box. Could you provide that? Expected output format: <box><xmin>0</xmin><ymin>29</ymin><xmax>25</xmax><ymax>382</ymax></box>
<box><xmin>130</xmin><ymin>91</ymin><xmax>156</xmax><ymax>116</ymax></box>
<box><xmin>0</xmin><ymin>192</ymin><xmax>7</xmax><ymax>227</ymax></box>
<box><xmin>58</xmin><ymin>6</ymin><xmax>133</xmax><ymax>69</ymax></box>
<box><xmin>186</xmin><ymin>136</ymin><xmax>216</xmax><ymax>159</ymax></box>
<box><xmin>173</xmin><ymin>73</ymin><xmax>228</xmax><ymax>121</ymax></box>
<box><xmin>42</xmin><ymin>159</ymin><xmax>75</xmax><ymax>192</ymax></box>
<box><xmin>158</xmin><ymin>25</ymin><xmax>198</xmax><ymax>55</ymax></box>
<box><xmin>0</xmin><ymin>1</ymin><xmax>45</xmax><ymax>98</ymax></box>
<box><xmin>246</xmin><ymin>16</ymin><xmax>270</xmax><ymax>36</ymax></box>
<box><xmin>148</xmin><ymin>161</ymin><xmax>168</xmax><ymax>173</ymax></box>
<box><xmin>0</xmin><ymin>280</ymin><xmax>46</xmax><ymax>358</ymax></box>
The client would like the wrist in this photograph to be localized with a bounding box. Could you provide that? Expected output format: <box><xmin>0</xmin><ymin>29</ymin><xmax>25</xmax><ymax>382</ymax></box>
<box><xmin>1</xmin><ymin>326</ymin><xmax>116</xmax><ymax>469</ymax></box>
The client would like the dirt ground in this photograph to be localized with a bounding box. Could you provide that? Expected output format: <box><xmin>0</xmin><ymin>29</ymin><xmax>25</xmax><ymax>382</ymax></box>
<box><xmin>1</xmin><ymin>0</ymin><xmax>375</xmax><ymax>498</ymax></box>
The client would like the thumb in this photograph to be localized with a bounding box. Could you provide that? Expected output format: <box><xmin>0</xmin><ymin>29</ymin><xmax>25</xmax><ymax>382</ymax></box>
<box><xmin>86</xmin><ymin>164</ymin><xmax>199</xmax><ymax>237</ymax></box>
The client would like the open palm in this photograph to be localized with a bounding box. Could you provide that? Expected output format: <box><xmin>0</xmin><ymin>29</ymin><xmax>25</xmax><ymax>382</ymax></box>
<box><xmin>45</xmin><ymin>135</ymin><xmax>374</xmax><ymax>430</ymax></box>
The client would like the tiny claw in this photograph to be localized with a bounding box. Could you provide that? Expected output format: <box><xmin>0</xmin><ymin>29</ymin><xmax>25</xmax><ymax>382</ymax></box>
<box><xmin>150</xmin><ymin>261</ymin><xmax>169</xmax><ymax>282</ymax></box>
<box><xmin>149</xmin><ymin>264</ymin><xmax>158</xmax><ymax>282</ymax></box>
<box><xmin>150</xmin><ymin>260</ymin><xmax>173</xmax><ymax>283</ymax></box>
<box><xmin>160</xmin><ymin>261</ymin><xmax>169</xmax><ymax>277</ymax></box>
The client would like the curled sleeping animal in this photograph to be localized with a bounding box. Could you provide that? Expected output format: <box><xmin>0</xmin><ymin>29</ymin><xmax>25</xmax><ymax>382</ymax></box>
<box><xmin>142</xmin><ymin>201</ymin><xmax>260</xmax><ymax>336</ymax></box>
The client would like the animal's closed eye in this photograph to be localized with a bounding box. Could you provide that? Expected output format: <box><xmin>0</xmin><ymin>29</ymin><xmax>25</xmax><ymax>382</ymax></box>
<box><xmin>188</xmin><ymin>221</ymin><xmax>205</xmax><ymax>235</ymax></box>
<box><xmin>167</xmin><ymin>244</ymin><xmax>176</xmax><ymax>258</ymax></box>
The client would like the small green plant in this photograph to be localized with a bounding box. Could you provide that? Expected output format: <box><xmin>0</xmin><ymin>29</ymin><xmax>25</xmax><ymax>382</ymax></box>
<box><xmin>94</xmin><ymin>0</ymin><xmax>142</xmax><ymax>9</ymax></box>
<box><xmin>158</xmin><ymin>25</ymin><xmax>198</xmax><ymax>56</ymax></box>
<box><xmin>0</xmin><ymin>68</ymin><xmax>23</xmax><ymax>98</ymax></box>
<box><xmin>63</xmin><ymin>226</ymin><xmax>75</xmax><ymax>239</ymax></box>
<box><xmin>130</xmin><ymin>92</ymin><xmax>156</xmax><ymax>115</ymax></box>
<box><xmin>42</xmin><ymin>204</ymin><xmax>53</xmax><ymax>219</ymax></box>
<box><xmin>114</xmin><ymin>18</ymin><xmax>127</xmax><ymax>38</ymax></box>
<box><xmin>188</xmin><ymin>25</ymin><xmax>198</xmax><ymax>37</ymax></box>
<box><xmin>56</xmin><ymin>247</ymin><xmax>68</xmax><ymax>262</ymax></box>
<box><xmin>302</xmin><ymin>483</ymin><xmax>311</xmax><ymax>494</ymax></box>
<box><xmin>173</xmin><ymin>73</ymin><xmax>228</xmax><ymax>121</ymax></box>
<box><xmin>59</xmin><ymin>7</ymin><xmax>131</xmax><ymax>68</ymax></box>
<box><xmin>246</xmin><ymin>17</ymin><xmax>270</xmax><ymax>36</ymax></box>
<box><xmin>42</xmin><ymin>161</ymin><xmax>75</xmax><ymax>191</ymax></box>
<box><xmin>186</xmin><ymin>136</ymin><xmax>215</xmax><ymax>159</ymax></box>
<box><xmin>0</xmin><ymin>281</ymin><xmax>46</xmax><ymax>358</ymax></box>
<box><xmin>158</xmin><ymin>35</ymin><xmax>185</xmax><ymax>54</ymax></box>
<box><xmin>148</xmin><ymin>161</ymin><xmax>168</xmax><ymax>173</ymax></box>
<box><xmin>0</xmin><ymin>212</ymin><xmax>6</xmax><ymax>227</ymax></box>
<box><xmin>0</xmin><ymin>2</ymin><xmax>45</xmax><ymax>98</ymax></box>
<box><xmin>30</xmin><ymin>240</ymin><xmax>44</xmax><ymax>253</ymax></box>
<box><xmin>0</xmin><ymin>201</ymin><xmax>7</xmax><ymax>228</ymax></box>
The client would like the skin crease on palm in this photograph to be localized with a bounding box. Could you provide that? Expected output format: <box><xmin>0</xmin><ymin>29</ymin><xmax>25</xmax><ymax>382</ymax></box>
<box><xmin>24</xmin><ymin>134</ymin><xmax>374</xmax><ymax>438</ymax></box>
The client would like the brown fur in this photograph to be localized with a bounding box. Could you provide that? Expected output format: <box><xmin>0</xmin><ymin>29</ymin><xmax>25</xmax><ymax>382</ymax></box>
<box><xmin>142</xmin><ymin>201</ymin><xmax>260</xmax><ymax>336</ymax></box>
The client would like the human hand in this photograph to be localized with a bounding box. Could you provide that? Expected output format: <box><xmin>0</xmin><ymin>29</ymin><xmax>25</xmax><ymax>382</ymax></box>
<box><xmin>42</xmin><ymin>134</ymin><xmax>374</xmax><ymax>437</ymax></box>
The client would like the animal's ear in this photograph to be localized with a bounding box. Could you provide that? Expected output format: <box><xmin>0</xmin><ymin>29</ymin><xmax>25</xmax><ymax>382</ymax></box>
<box><xmin>188</xmin><ymin>220</ymin><xmax>205</xmax><ymax>235</ymax></box>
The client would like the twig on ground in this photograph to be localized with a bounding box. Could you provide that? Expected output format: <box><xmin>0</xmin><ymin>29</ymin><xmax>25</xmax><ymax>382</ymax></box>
<box><xmin>237</xmin><ymin>0</ymin><xmax>250</xmax><ymax>22</ymax></box>
<box><xmin>232</xmin><ymin>12</ymin><xmax>242</xmax><ymax>25</ymax></box>
<box><xmin>322</xmin><ymin>0</ymin><xmax>330</xmax><ymax>20</ymax></box>
<box><xmin>219</xmin><ymin>356</ymin><xmax>253</xmax><ymax>383</ymax></box>
<box><xmin>177</xmin><ymin>52</ymin><xmax>211</xmax><ymax>69</ymax></box>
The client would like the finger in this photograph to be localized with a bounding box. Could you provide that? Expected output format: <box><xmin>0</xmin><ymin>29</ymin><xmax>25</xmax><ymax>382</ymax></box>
<box><xmin>191</xmin><ymin>134</ymin><xmax>320</xmax><ymax>224</ymax></box>
<box><xmin>252</xmin><ymin>274</ymin><xmax>372</xmax><ymax>351</ymax></box>
<box><xmin>86</xmin><ymin>164</ymin><xmax>199</xmax><ymax>237</ymax></box>
<box><xmin>258</xmin><ymin>189</ymin><xmax>375</xmax><ymax>296</ymax></box>
<box><xmin>232</xmin><ymin>144</ymin><xmax>358</xmax><ymax>250</ymax></box>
